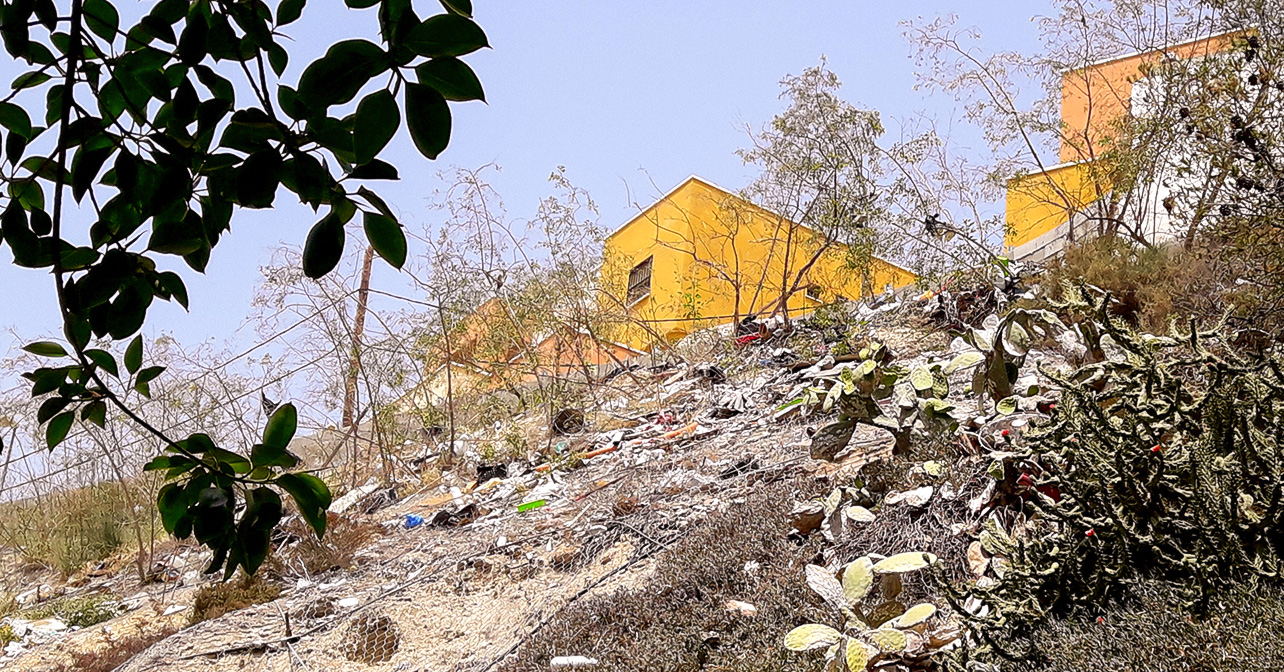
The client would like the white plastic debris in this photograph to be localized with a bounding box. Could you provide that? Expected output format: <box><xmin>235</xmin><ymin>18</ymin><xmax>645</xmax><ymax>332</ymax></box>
<box><xmin>724</xmin><ymin>600</ymin><xmax>759</xmax><ymax>618</ymax></box>
<box><xmin>337</xmin><ymin>597</ymin><xmax>360</xmax><ymax>609</ymax></box>
<box><xmin>550</xmin><ymin>655</ymin><xmax>600</xmax><ymax>669</ymax></box>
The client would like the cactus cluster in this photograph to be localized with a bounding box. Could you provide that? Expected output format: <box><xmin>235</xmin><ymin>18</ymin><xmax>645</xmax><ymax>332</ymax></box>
<box><xmin>784</xmin><ymin>551</ymin><xmax>959</xmax><ymax>671</ymax></box>
<box><xmin>949</xmin><ymin>287</ymin><xmax>1284</xmax><ymax>657</ymax></box>
<box><xmin>800</xmin><ymin>341</ymin><xmax>962</xmax><ymax>457</ymax></box>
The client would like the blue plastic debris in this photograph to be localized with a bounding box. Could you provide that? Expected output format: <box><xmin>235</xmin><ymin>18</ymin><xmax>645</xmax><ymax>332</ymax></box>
<box><xmin>405</xmin><ymin>514</ymin><xmax>424</xmax><ymax>529</ymax></box>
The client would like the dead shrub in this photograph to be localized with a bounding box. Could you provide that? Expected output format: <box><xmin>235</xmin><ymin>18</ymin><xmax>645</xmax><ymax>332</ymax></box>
<box><xmin>1036</xmin><ymin>235</ymin><xmax>1242</xmax><ymax>334</ymax></box>
<box><xmin>52</xmin><ymin>624</ymin><xmax>180</xmax><ymax>672</ymax></box>
<box><xmin>189</xmin><ymin>574</ymin><xmax>281</xmax><ymax>624</ymax></box>
<box><xmin>342</xmin><ymin>613</ymin><xmax>401</xmax><ymax>664</ymax></box>
<box><xmin>278</xmin><ymin>513</ymin><xmax>382</xmax><ymax>576</ymax></box>
<box><xmin>501</xmin><ymin>479</ymin><xmax>831</xmax><ymax>672</ymax></box>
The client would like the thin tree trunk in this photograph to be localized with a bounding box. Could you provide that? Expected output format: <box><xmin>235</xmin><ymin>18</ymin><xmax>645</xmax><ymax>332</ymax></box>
<box><xmin>342</xmin><ymin>245</ymin><xmax>376</xmax><ymax>427</ymax></box>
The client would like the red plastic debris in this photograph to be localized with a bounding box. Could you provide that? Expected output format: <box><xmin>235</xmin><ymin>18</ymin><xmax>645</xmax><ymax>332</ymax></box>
<box><xmin>1085</xmin><ymin>528</ymin><xmax>1095</xmax><ymax>537</ymax></box>
<box><xmin>1151</xmin><ymin>444</ymin><xmax>1162</xmax><ymax>453</ymax></box>
<box><xmin>735</xmin><ymin>333</ymin><xmax>762</xmax><ymax>347</ymax></box>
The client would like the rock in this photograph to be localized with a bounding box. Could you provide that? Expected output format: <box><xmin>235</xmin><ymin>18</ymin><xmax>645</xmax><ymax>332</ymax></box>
<box><xmin>967</xmin><ymin>542</ymin><xmax>989</xmax><ymax>576</ymax></box>
<box><xmin>788</xmin><ymin>501</ymin><xmax>825</xmax><ymax>536</ymax></box>
<box><xmin>331</xmin><ymin>484</ymin><xmax>381</xmax><ymax>515</ymax></box>
<box><xmin>809</xmin><ymin>421</ymin><xmax>856</xmax><ymax>461</ymax></box>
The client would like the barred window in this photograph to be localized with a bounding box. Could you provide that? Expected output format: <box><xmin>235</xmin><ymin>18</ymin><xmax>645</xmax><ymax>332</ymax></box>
<box><xmin>626</xmin><ymin>256</ymin><xmax>653</xmax><ymax>305</ymax></box>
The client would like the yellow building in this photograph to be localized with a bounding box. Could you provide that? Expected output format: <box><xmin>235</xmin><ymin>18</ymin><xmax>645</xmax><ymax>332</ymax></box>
<box><xmin>601</xmin><ymin>176</ymin><xmax>915</xmax><ymax>351</ymax></box>
<box><xmin>1005</xmin><ymin>31</ymin><xmax>1242</xmax><ymax>261</ymax></box>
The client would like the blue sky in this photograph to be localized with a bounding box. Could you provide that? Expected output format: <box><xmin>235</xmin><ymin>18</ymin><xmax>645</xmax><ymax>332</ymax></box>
<box><xmin>0</xmin><ymin>1</ymin><xmax>1049</xmax><ymax>359</ymax></box>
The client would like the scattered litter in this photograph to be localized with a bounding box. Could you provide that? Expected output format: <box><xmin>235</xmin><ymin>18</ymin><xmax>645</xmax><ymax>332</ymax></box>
<box><xmin>405</xmin><ymin>514</ymin><xmax>424</xmax><ymax>529</ymax></box>
<box><xmin>518</xmin><ymin>499</ymin><xmax>548</xmax><ymax>513</ymax></box>
<box><xmin>550</xmin><ymin>656</ymin><xmax>600</xmax><ymax>669</ymax></box>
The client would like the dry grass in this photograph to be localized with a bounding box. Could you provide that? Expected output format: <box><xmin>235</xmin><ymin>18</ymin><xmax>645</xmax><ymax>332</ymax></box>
<box><xmin>501</xmin><ymin>479</ymin><xmax>831</xmax><ymax>672</ymax></box>
<box><xmin>50</xmin><ymin>624</ymin><xmax>181</xmax><ymax>672</ymax></box>
<box><xmin>0</xmin><ymin>482</ymin><xmax>154</xmax><ymax>576</ymax></box>
<box><xmin>1005</xmin><ymin>581</ymin><xmax>1284</xmax><ymax>672</ymax></box>
<box><xmin>1037</xmin><ymin>236</ymin><xmax>1241</xmax><ymax>334</ymax></box>
<box><xmin>276</xmin><ymin>512</ymin><xmax>383</xmax><ymax>577</ymax></box>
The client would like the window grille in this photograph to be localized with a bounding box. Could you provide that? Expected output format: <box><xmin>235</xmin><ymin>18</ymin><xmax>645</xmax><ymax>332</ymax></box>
<box><xmin>626</xmin><ymin>257</ymin><xmax>653</xmax><ymax>305</ymax></box>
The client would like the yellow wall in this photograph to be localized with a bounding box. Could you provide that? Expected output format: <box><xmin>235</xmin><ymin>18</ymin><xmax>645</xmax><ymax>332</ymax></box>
<box><xmin>601</xmin><ymin>177</ymin><xmax>915</xmax><ymax>351</ymax></box>
<box><xmin>1005</xmin><ymin>162</ymin><xmax>1108</xmax><ymax>249</ymax></box>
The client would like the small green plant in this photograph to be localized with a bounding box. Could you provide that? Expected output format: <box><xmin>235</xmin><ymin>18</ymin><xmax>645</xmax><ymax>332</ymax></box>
<box><xmin>21</xmin><ymin>595</ymin><xmax>121</xmax><ymax>628</ymax></box>
<box><xmin>783</xmin><ymin>551</ymin><xmax>957</xmax><ymax>670</ymax></box>
<box><xmin>0</xmin><ymin>623</ymin><xmax>17</xmax><ymax>646</ymax></box>
<box><xmin>801</xmin><ymin>342</ymin><xmax>960</xmax><ymax>456</ymax></box>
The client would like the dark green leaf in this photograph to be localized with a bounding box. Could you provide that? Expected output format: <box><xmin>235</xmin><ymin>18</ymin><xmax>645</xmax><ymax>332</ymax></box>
<box><xmin>46</xmin><ymin>411</ymin><xmax>74</xmax><ymax>449</ymax></box>
<box><xmin>354</xmin><ymin>89</ymin><xmax>400</xmax><ymax>165</ymax></box>
<box><xmin>346</xmin><ymin>0</ymin><xmax>380</xmax><ymax>7</ymax></box>
<box><xmin>438</xmin><ymin>0</ymin><xmax>472</xmax><ymax>16</ymax></box>
<box><xmin>404</xmin><ymin>83</ymin><xmax>450</xmax><ymax>160</ymax></box>
<box><xmin>81</xmin><ymin>400</ymin><xmax>106</xmax><ymax>427</ymax></box>
<box><xmin>405</xmin><ymin>15</ymin><xmax>487</xmax><ymax>58</ymax></box>
<box><xmin>363</xmin><ymin>212</ymin><xmax>406</xmax><ymax>269</ymax></box>
<box><xmin>262</xmin><ymin>402</ymin><xmax>297</xmax><ymax>449</ymax></box>
<box><xmin>416</xmin><ymin>57</ymin><xmax>484</xmax><ymax>101</ymax></box>
<box><xmin>157</xmin><ymin>482</ymin><xmax>186</xmax><ymax>533</ymax></box>
<box><xmin>149</xmin><ymin>214</ymin><xmax>206</xmax><ymax>256</ymax></box>
<box><xmin>84</xmin><ymin>0</ymin><xmax>120</xmax><ymax>41</ymax></box>
<box><xmin>84</xmin><ymin>348</ymin><xmax>119</xmax><ymax>377</ymax></box>
<box><xmin>302</xmin><ymin>212</ymin><xmax>345</xmax><ymax>279</ymax></box>
<box><xmin>157</xmin><ymin>271</ymin><xmax>189</xmax><ymax>309</ymax></box>
<box><xmin>37</xmin><ymin>397</ymin><xmax>70</xmax><ymax>423</ymax></box>
<box><xmin>136</xmin><ymin>365</ymin><xmax>165</xmax><ymax>385</ymax></box>
<box><xmin>235</xmin><ymin>150</ymin><xmax>282</xmax><ymax>208</ymax></box>
<box><xmin>23</xmin><ymin>341</ymin><xmax>68</xmax><ymax>358</ymax></box>
<box><xmin>277</xmin><ymin>0</ymin><xmax>306</xmax><ymax>25</ymax></box>
<box><xmin>125</xmin><ymin>334</ymin><xmax>142</xmax><ymax>374</ymax></box>
<box><xmin>12</xmin><ymin>71</ymin><xmax>52</xmax><ymax>90</ymax></box>
<box><xmin>348</xmin><ymin>159</ymin><xmax>399</xmax><ymax>180</ymax></box>
<box><xmin>277</xmin><ymin>473</ymin><xmax>331</xmax><ymax>538</ymax></box>
<box><xmin>0</xmin><ymin>102</ymin><xmax>32</xmax><ymax>139</ymax></box>
<box><xmin>297</xmin><ymin>39</ymin><xmax>387</xmax><ymax>109</ymax></box>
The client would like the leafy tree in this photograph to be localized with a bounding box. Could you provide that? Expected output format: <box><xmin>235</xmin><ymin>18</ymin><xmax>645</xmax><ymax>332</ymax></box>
<box><xmin>0</xmin><ymin>0</ymin><xmax>487</xmax><ymax>577</ymax></box>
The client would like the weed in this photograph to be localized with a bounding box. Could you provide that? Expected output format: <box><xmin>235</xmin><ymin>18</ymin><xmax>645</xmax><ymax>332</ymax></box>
<box><xmin>189</xmin><ymin>574</ymin><xmax>281</xmax><ymax>624</ymax></box>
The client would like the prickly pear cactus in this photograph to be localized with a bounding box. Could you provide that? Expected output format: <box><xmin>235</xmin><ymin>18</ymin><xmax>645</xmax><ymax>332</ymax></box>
<box><xmin>956</xmin><ymin>287</ymin><xmax>1284</xmax><ymax>645</ymax></box>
